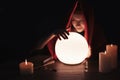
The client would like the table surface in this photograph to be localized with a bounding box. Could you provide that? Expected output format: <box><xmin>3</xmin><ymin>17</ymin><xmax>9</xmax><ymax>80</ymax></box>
<box><xmin>0</xmin><ymin>54</ymin><xmax>120</xmax><ymax>80</ymax></box>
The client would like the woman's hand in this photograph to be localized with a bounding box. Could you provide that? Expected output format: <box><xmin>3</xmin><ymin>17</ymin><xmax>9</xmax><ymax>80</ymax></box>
<box><xmin>53</xmin><ymin>29</ymin><xmax>69</xmax><ymax>40</ymax></box>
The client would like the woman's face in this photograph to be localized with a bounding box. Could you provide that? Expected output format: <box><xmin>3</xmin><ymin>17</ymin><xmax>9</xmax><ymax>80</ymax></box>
<box><xmin>72</xmin><ymin>14</ymin><xmax>86</xmax><ymax>32</ymax></box>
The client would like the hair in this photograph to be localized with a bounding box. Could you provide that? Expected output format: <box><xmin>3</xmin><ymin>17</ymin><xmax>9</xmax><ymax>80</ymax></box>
<box><xmin>66</xmin><ymin>10</ymin><xmax>88</xmax><ymax>45</ymax></box>
<box><xmin>66</xmin><ymin>0</ymin><xmax>94</xmax><ymax>46</ymax></box>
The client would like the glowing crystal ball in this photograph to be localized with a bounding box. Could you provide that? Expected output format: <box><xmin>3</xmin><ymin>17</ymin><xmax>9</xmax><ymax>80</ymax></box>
<box><xmin>55</xmin><ymin>32</ymin><xmax>89</xmax><ymax>65</ymax></box>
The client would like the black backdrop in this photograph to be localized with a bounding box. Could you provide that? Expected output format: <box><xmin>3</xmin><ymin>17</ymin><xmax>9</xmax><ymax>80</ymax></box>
<box><xmin>0</xmin><ymin>0</ymin><xmax>120</xmax><ymax>62</ymax></box>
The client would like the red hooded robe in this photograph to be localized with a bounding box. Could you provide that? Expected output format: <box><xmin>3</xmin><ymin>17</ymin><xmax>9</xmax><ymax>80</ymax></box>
<box><xmin>47</xmin><ymin>0</ymin><xmax>94</xmax><ymax>60</ymax></box>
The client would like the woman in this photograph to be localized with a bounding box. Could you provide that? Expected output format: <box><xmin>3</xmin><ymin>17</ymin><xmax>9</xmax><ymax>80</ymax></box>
<box><xmin>46</xmin><ymin>11</ymin><xmax>92</xmax><ymax>61</ymax></box>
<box><xmin>38</xmin><ymin>0</ymin><xmax>94</xmax><ymax>63</ymax></box>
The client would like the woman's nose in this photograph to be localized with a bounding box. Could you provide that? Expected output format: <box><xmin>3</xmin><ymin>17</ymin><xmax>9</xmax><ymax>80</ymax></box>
<box><xmin>76</xmin><ymin>22</ymin><xmax>80</xmax><ymax>26</ymax></box>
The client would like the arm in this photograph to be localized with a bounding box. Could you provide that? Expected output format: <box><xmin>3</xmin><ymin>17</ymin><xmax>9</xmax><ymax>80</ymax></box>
<box><xmin>37</xmin><ymin>33</ymin><xmax>56</xmax><ymax>49</ymax></box>
<box><xmin>37</xmin><ymin>29</ymin><xmax>69</xmax><ymax>49</ymax></box>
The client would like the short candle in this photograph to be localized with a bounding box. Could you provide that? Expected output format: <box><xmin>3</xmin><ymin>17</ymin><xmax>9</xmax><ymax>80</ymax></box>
<box><xmin>19</xmin><ymin>59</ymin><xmax>34</xmax><ymax>75</ymax></box>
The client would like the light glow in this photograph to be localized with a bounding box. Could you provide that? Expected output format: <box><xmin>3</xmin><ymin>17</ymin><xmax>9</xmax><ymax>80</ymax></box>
<box><xmin>55</xmin><ymin>32</ymin><xmax>89</xmax><ymax>65</ymax></box>
<box><xmin>25</xmin><ymin>59</ymin><xmax>27</xmax><ymax>65</ymax></box>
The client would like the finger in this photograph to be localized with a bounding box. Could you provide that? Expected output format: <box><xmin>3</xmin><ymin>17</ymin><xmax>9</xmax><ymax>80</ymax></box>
<box><xmin>65</xmin><ymin>30</ymin><xmax>69</xmax><ymax>35</ymax></box>
<box><xmin>63</xmin><ymin>32</ymin><xmax>69</xmax><ymax>39</ymax></box>
<box><xmin>60</xmin><ymin>33</ymin><xmax>68</xmax><ymax>39</ymax></box>
<box><xmin>59</xmin><ymin>34</ymin><xmax>66</xmax><ymax>39</ymax></box>
<box><xmin>57</xmin><ymin>34</ymin><xmax>61</xmax><ymax>40</ymax></box>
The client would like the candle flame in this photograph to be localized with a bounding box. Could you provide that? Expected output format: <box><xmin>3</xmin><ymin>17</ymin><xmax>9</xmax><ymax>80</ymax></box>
<box><xmin>25</xmin><ymin>59</ymin><xmax>27</xmax><ymax>65</ymax></box>
<box><xmin>104</xmin><ymin>51</ymin><xmax>107</xmax><ymax>54</ymax></box>
<box><xmin>111</xmin><ymin>44</ymin><xmax>113</xmax><ymax>47</ymax></box>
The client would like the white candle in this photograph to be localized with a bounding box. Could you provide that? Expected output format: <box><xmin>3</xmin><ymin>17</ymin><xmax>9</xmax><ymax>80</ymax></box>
<box><xmin>99</xmin><ymin>51</ymin><xmax>111</xmax><ymax>73</ymax></box>
<box><xmin>19</xmin><ymin>59</ymin><xmax>34</xmax><ymax>75</ymax></box>
<box><xmin>106</xmin><ymin>44</ymin><xmax>118</xmax><ymax>69</ymax></box>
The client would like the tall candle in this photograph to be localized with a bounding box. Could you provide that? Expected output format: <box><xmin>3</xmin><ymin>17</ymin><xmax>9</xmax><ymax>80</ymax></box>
<box><xmin>106</xmin><ymin>44</ymin><xmax>118</xmax><ymax>69</ymax></box>
<box><xmin>19</xmin><ymin>59</ymin><xmax>34</xmax><ymax>75</ymax></box>
<box><xmin>99</xmin><ymin>51</ymin><xmax>111</xmax><ymax>73</ymax></box>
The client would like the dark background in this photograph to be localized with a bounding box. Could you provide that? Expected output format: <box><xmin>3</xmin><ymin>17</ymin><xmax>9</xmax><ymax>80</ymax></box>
<box><xmin>0</xmin><ymin>0</ymin><xmax>120</xmax><ymax>62</ymax></box>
